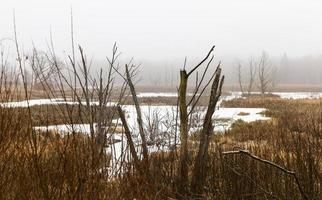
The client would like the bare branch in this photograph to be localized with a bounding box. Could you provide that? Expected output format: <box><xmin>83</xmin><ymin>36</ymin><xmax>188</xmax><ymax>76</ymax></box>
<box><xmin>187</xmin><ymin>55</ymin><xmax>214</xmax><ymax>107</ymax></box>
<box><xmin>222</xmin><ymin>150</ymin><xmax>308</xmax><ymax>200</ymax></box>
<box><xmin>187</xmin><ymin>45</ymin><xmax>215</xmax><ymax>77</ymax></box>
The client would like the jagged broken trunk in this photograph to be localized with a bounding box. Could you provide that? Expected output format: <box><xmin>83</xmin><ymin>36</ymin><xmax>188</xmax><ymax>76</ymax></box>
<box><xmin>191</xmin><ymin>67</ymin><xmax>224</xmax><ymax>194</ymax></box>
<box><xmin>178</xmin><ymin>70</ymin><xmax>189</xmax><ymax>192</ymax></box>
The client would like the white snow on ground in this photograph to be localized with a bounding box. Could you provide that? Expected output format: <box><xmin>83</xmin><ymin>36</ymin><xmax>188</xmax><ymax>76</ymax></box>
<box><xmin>0</xmin><ymin>98</ymin><xmax>65</xmax><ymax>107</ymax></box>
<box><xmin>223</xmin><ymin>91</ymin><xmax>322</xmax><ymax>100</ymax></box>
<box><xmin>0</xmin><ymin>98</ymin><xmax>118</xmax><ymax>108</ymax></box>
<box><xmin>122</xmin><ymin>105</ymin><xmax>178</xmax><ymax>133</ymax></box>
<box><xmin>215</xmin><ymin>108</ymin><xmax>269</xmax><ymax>122</ymax></box>
<box><xmin>212</xmin><ymin>107</ymin><xmax>270</xmax><ymax>132</ymax></box>
<box><xmin>217</xmin><ymin>92</ymin><xmax>245</xmax><ymax>105</ymax></box>
<box><xmin>34</xmin><ymin>123</ymin><xmax>96</xmax><ymax>134</ymax></box>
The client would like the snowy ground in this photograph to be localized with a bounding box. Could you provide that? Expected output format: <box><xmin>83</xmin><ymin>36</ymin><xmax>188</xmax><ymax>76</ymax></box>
<box><xmin>226</xmin><ymin>91</ymin><xmax>322</xmax><ymax>100</ymax></box>
<box><xmin>0</xmin><ymin>98</ymin><xmax>118</xmax><ymax>108</ymax></box>
<box><xmin>34</xmin><ymin>123</ymin><xmax>96</xmax><ymax>134</ymax></box>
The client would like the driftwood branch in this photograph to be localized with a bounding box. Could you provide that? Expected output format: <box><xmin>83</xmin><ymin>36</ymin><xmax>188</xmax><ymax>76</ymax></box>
<box><xmin>222</xmin><ymin>150</ymin><xmax>308</xmax><ymax>200</ymax></box>
<box><xmin>117</xmin><ymin>106</ymin><xmax>140</xmax><ymax>170</ymax></box>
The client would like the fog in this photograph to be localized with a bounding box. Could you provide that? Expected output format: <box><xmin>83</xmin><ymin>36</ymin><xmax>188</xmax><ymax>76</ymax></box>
<box><xmin>0</xmin><ymin>0</ymin><xmax>322</xmax><ymax>85</ymax></box>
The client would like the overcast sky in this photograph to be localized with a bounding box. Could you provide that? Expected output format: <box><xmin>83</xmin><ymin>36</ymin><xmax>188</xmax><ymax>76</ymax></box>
<box><xmin>1</xmin><ymin>0</ymin><xmax>322</xmax><ymax>62</ymax></box>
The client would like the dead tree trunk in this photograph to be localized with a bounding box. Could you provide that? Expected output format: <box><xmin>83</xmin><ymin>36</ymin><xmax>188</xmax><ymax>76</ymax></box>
<box><xmin>178</xmin><ymin>70</ymin><xmax>189</xmax><ymax>192</ymax></box>
<box><xmin>177</xmin><ymin>46</ymin><xmax>215</xmax><ymax>194</ymax></box>
<box><xmin>191</xmin><ymin>65</ymin><xmax>224</xmax><ymax>194</ymax></box>
<box><xmin>237</xmin><ymin>64</ymin><xmax>244</xmax><ymax>94</ymax></box>
<box><xmin>247</xmin><ymin>58</ymin><xmax>256</xmax><ymax>96</ymax></box>
<box><xmin>258</xmin><ymin>51</ymin><xmax>273</xmax><ymax>95</ymax></box>
<box><xmin>125</xmin><ymin>64</ymin><xmax>149</xmax><ymax>165</ymax></box>
<box><xmin>117</xmin><ymin>106</ymin><xmax>140</xmax><ymax>170</ymax></box>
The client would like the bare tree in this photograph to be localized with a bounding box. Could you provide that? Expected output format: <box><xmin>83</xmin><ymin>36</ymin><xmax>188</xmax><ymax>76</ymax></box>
<box><xmin>30</xmin><ymin>49</ymin><xmax>60</xmax><ymax>90</ymax></box>
<box><xmin>237</xmin><ymin>64</ymin><xmax>244</xmax><ymax>94</ymax></box>
<box><xmin>247</xmin><ymin>57</ymin><xmax>256</xmax><ymax>95</ymax></box>
<box><xmin>258</xmin><ymin>51</ymin><xmax>275</xmax><ymax>94</ymax></box>
<box><xmin>237</xmin><ymin>57</ymin><xmax>257</xmax><ymax>96</ymax></box>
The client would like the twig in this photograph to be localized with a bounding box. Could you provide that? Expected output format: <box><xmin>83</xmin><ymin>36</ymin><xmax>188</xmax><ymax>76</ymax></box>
<box><xmin>187</xmin><ymin>45</ymin><xmax>215</xmax><ymax>77</ymax></box>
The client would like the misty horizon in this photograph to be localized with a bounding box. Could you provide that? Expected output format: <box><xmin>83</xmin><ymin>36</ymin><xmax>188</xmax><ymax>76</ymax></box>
<box><xmin>0</xmin><ymin>0</ymin><xmax>321</xmax><ymax>86</ymax></box>
<box><xmin>1</xmin><ymin>0</ymin><xmax>322</xmax><ymax>59</ymax></box>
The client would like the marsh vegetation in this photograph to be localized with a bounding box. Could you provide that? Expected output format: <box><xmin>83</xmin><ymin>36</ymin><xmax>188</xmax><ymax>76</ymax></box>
<box><xmin>0</xmin><ymin>27</ymin><xmax>321</xmax><ymax>199</ymax></box>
